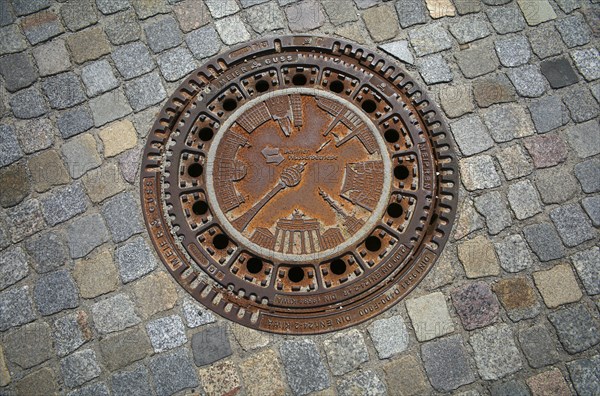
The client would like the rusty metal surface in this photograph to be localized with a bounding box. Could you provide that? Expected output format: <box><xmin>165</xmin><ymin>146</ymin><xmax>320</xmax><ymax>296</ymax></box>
<box><xmin>140</xmin><ymin>36</ymin><xmax>459</xmax><ymax>335</ymax></box>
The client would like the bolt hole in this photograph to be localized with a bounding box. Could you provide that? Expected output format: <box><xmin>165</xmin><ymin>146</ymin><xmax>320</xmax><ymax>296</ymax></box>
<box><xmin>223</xmin><ymin>98</ymin><xmax>237</xmax><ymax>111</ymax></box>
<box><xmin>365</xmin><ymin>236</ymin><xmax>382</xmax><ymax>252</ymax></box>
<box><xmin>255</xmin><ymin>79</ymin><xmax>269</xmax><ymax>92</ymax></box>
<box><xmin>246</xmin><ymin>257</ymin><xmax>263</xmax><ymax>274</ymax></box>
<box><xmin>187</xmin><ymin>163</ymin><xmax>203</xmax><ymax>177</ymax></box>
<box><xmin>330</xmin><ymin>259</ymin><xmax>346</xmax><ymax>275</ymax></box>
<box><xmin>384</xmin><ymin>129</ymin><xmax>400</xmax><ymax>143</ymax></box>
<box><xmin>198</xmin><ymin>127</ymin><xmax>213</xmax><ymax>142</ymax></box>
<box><xmin>394</xmin><ymin>165</ymin><xmax>410</xmax><ymax>180</ymax></box>
<box><xmin>288</xmin><ymin>266</ymin><xmax>305</xmax><ymax>282</ymax></box>
<box><xmin>192</xmin><ymin>200</ymin><xmax>208</xmax><ymax>215</ymax></box>
<box><xmin>387</xmin><ymin>203</ymin><xmax>403</xmax><ymax>218</ymax></box>
<box><xmin>361</xmin><ymin>99</ymin><xmax>377</xmax><ymax>113</ymax></box>
<box><xmin>329</xmin><ymin>80</ymin><xmax>344</xmax><ymax>93</ymax></box>
<box><xmin>213</xmin><ymin>233</ymin><xmax>229</xmax><ymax>250</ymax></box>
<box><xmin>292</xmin><ymin>74</ymin><xmax>307</xmax><ymax>86</ymax></box>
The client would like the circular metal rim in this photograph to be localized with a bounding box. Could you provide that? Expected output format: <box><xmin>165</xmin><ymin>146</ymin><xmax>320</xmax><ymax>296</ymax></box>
<box><xmin>140</xmin><ymin>35</ymin><xmax>460</xmax><ymax>335</ymax></box>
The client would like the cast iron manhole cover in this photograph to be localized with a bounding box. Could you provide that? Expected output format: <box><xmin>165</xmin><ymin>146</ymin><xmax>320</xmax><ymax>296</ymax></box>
<box><xmin>141</xmin><ymin>36</ymin><xmax>459</xmax><ymax>334</ymax></box>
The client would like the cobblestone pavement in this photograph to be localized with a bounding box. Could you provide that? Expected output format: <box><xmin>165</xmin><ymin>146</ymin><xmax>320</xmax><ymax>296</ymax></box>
<box><xmin>0</xmin><ymin>0</ymin><xmax>599</xmax><ymax>395</ymax></box>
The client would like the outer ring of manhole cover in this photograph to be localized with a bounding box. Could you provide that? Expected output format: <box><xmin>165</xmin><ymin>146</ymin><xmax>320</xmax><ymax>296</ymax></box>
<box><xmin>141</xmin><ymin>36</ymin><xmax>459</xmax><ymax>335</ymax></box>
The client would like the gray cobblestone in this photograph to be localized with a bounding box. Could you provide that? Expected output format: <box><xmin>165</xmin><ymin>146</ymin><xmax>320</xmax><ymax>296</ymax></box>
<box><xmin>548</xmin><ymin>304</ymin><xmax>600</xmax><ymax>354</ymax></box>
<box><xmin>10</xmin><ymin>87</ymin><xmax>49</xmax><ymax>119</ymax></box>
<box><xmin>61</xmin><ymin>0</ymin><xmax>98</xmax><ymax>32</ymax></box>
<box><xmin>507</xmin><ymin>65</ymin><xmax>547</xmax><ymax>98</ymax></box>
<box><xmin>124</xmin><ymin>72</ymin><xmax>166</xmax><ymax>111</ymax></box>
<box><xmin>111</xmin><ymin>366</ymin><xmax>153</xmax><ymax>396</ymax></box>
<box><xmin>565</xmin><ymin>119</ymin><xmax>600</xmax><ymax>158</ymax></box>
<box><xmin>61</xmin><ymin>133</ymin><xmax>102</xmax><ymax>178</ymax></box>
<box><xmin>518</xmin><ymin>324</ymin><xmax>559</xmax><ymax>369</ymax></box>
<box><xmin>57</xmin><ymin>105</ymin><xmax>94</xmax><ymax>138</ymax></box>
<box><xmin>215</xmin><ymin>15</ymin><xmax>252</xmax><ymax>44</ymax></box>
<box><xmin>131</xmin><ymin>0</ymin><xmax>170</xmax><ymax>19</ymax></box>
<box><xmin>540</xmin><ymin>57</ymin><xmax>579</xmax><ymax>89</ymax></box>
<box><xmin>482</xmin><ymin>104</ymin><xmax>533</xmax><ymax>142</ymax></box>
<box><xmin>186</xmin><ymin>25</ymin><xmax>221</xmax><ymax>60</ymax></box>
<box><xmin>523</xmin><ymin>222</ymin><xmax>565</xmax><ymax>262</ymax></box>
<box><xmin>24</xmin><ymin>231</ymin><xmax>68</xmax><ymax>273</ymax></box>
<box><xmin>42</xmin><ymin>72</ymin><xmax>86</xmax><ymax>110</ymax></box>
<box><xmin>157</xmin><ymin>47</ymin><xmax>196</xmax><ymax>82</ymax></box>
<box><xmin>528</xmin><ymin>95</ymin><xmax>569</xmax><ymax>133</ymax></box>
<box><xmin>567</xmin><ymin>356</ymin><xmax>600</xmax><ymax>395</ymax></box>
<box><xmin>571</xmin><ymin>48</ymin><xmax>600</xmax><ymax>81</ymax></box>
<box><xmin>460</xmin><ymin>155</ymin><xmax>501</xmax><ymax>191</ymax></box>
<box><xmin>0</xmin><ymin>246</ymin><xmax>28</xmax><ymax>290</ymax></box>
<box><xmin>101</xmin><ymin>192</ymin><xmax>143</xmax><ymax>243</ymax></box>
<box><xmin>494</xmin><ymin>35</ymin><xmax>530</xmax><ymax>67</ymax></box>
<box><xmin>34</xmin><ymin>269</ymin><xmax>79</xmax><ymax>315</ymax></box>
<box><xmin>556</xmin><ymin>0</ymin><xmax>580</xmax><ymax>13</ymax></box>
<box><xmin>535</xmin><ymin>165</ymin><xmax>580</xmax><ymax>204</ymax></box>
<box><xmin>81</xmin><ymin>60</ymin><xmax>119</xmax><ymax>97</ymax></box>
<box><xmin>337</xmin><ymin>370</ymin><xmax>387</xmax><ymax>396</ymax></box>
<box><xmin>191</xmin><ymin>324</ymin><xmax>232</xmax><ymax>366</ymax></box>
<box><xmin>582</xmin><ymin>196</ymin><xmax>600</xmax><ymax>227</ymax></box>
<box><xmin>53</xmin><ymin>311</ymin><xmax>91</xmax><ymax>357</ymax></box>
<box><xmin>149</xmin><ymin>348</ymin><xmax>199</xmax><ymax>396</ymax></box>
<box><xmin>89</xmin><ymin>88</ymin><xmax>133</xmax><ymax>126</ymax></box>
<box><xmin>395</xmin><ymin>0</ymin><xmax>428</xmax><ymax>28</ymax></box>
<box><xmin>409</xmin><ymin>23</ymin><xmax>452</xmax><ymax>56</ymax></box>
<box><xmin>4</xmin><ymin>321</ymin><xmax>53</xmax><ymax>369</ymax></box>
<box><xmin>474</xmin><ymin>191</ymin><xmax>513</xmax><ymax>235</ymax></box>
<box><xmin>487</xmin><ymin>5</ymin><xmax>526</xmax><ymax>34</ymax></box>
<box><xmin>145</xmin><ymin>15</ymin><xmax>182</xmax><ymax>53</ymax></box>
<box><xmin>12</xmin><ymin>0</ymin><xmax>49</xmax><ymax>16</ymax></box>
<box><xmin>40</xmin><ymin>183</ymin><xmax>89</xmax><ymax>226</ymax></box>
<box><xmin>556</xmin><ymin>14</ymin><xmax>591</xmax><ymax>48</ymax></box>
<box><xmin>494</xmin><ymin>234</ymin><xmax>532</xmax><ymax>273</ymax></box>
<box><xmin>97</xmin><ymin>0</ymin><xmax>130</xmax><ymax>15</ymax></box>
<box><xmin>571</xmin><ymin>247</ymin><xmax>600</xmax><ymax>295</ymax></box>
<box><xmin>324</xmin><ymin>329</ymin><xmax>369</xmax><ymax>376</ymax></box>
<box><xmin>112</xmin><ymin>42</ymin><xmax>155</xmax><ymax>80</ymax></box>
<box><xmin>0</xmin><ymin>286</ymin><xmax>36</xmax><ymax>331</ymax></box>
<box><xmin>321</xmin><ymin>0</ymin><xmax>358</xmax><ymax>25</ymax></box>
<box><xmin>528</xmin><ymin>24</ymin><xmax>563</xmax><ymax>59</ymax></box>
<box><xmin>6</xmin><ymin>198</ymin><xmax>46</xmax><ymax>242</ymax></box>
<box><xmin>379</xmin><ymin>41</ymin><xmax>414</xmax><ymax>65</ymax></box>
<box><xmin>67</xmin><ymin>213</ymin><xmax>110</xmax><ymax>259</ymax></box>
<box><xmin>245</xmin><ymin>2</ymin><xmax>286</xmax><ymax>33</ymax></box>
<box><xmin>368</xmin><ymin>315</ymin><xmax>409</xmax><ymax>358</ymax></box>
<box><xmin>0</xmin><ymin>124</ymin><xmax>23</xmax><ymax>167</ymax></box>
<box><xmin>496</xmin><ymin>144</ymin><xmax>532</xmax><ymax>180</ymax></box>
<box><xmin>0</xmin><ymin>1</ymin><xmax>15</xmax><ymax>26</ymax></box>
<box><xmin>422</xmin><ymin>335</ymin><xmax>475</xmax><ymax>392</ymax></box>
<box><xmin>550</xmin><ymin>203</ymin><xmax>595</xmax><ymax>247</ymax></box>
<box><xmin>0</xmin><ymin>51</ymin><xmax>38</xmax><ymax>92</ymax></box>
<box><xmin>91</xmin><ymin>293</ymin><xmax>141</xmax><ymax>334</ymax></box>
<box><xmin>21</xmin><ymin>11</ymin><xmax>63</xmax><ymax>45</ymax></box>
<box><xmin>115</xmin><ymin>236</ymin><xmax>157</xmax><ymax>283</ymax></box>
<box><xmin>105</xmin><ymin>10</ymin><xmax>142</xmax><ymax>45</ymax></box>
<box><xmin>182</xmin><ymin>297</ymin><xmax>216</xmax><ymax>327</ymax></box>
<box><xmin>0</xmin><ymin>25</ymin><xmax>26</xmax><ymax>54</ymax></box>
<box><xmin>524</xmin><ymin>133</ymin><xmax>568</xmax><ymax>168</ymax></box>
<box><xmin>204</xmin><ymin>0</ymin><xmax>239</xmax><ymax>18</ymax></box>
<box><xmin>507</xmin><ymin>180</ymin><xmax>542</xmax><ymax>220</ymax></box>
<box><xmin>490</xmin><ymin>380</ymin><xmax>530</xmax><ymax>396</ymax></box>
<box><xmin>146</xmin><ymin>315</ymin><xmax>187</xmax><ymax>352</ymax></box>
<box><xmin>450</xmin><ymin>115</ymin><xmax>494</xmax><ymax>156</ymax></box>
<box><xmin>68</xmin><ymin>382</ymin><xmax>110</xmax><ymax>396</ymax></box>
<box><xmin>470</xmin><ymin>324</ymin><xmax>522</xmax><ymax>380</ymax></box>
<box><xmin>16</xmin><ymin>118</ymin><xmax>53</xmax><ymax>154</ymax></box>
<box><xmin>457</xmin><ymin>44</ymin><xmax>499</xmax><ymax>79</ymax></box>
<box><xmin>280</xmin><ymin>339</ymin><xmax>330</xmax><ymax>395</ymax></box>
<box><xmin>563</xmin><ymin>87</ymin><xmax>599</xmax><ymax>123</ymax></box>
<box><xmin>449</xmin><ymin>14</ymin><xmax>489</xmax><ymax>44</ymax></box>
<box><xmin>61</xmin><ymin>349</ymin><xmax>101</xmax><ymax>389</ymax></box>
<box><xmin>417</xmin><ymin>54</ymin><xmax>453</xmax><ymax>84</ymax></box>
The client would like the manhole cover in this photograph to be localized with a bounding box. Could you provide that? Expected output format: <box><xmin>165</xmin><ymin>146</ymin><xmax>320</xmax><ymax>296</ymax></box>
<box><xmin>141</xmin><ymin>36</ymin><xmax>459</xmax><ymax>334</ymax></box>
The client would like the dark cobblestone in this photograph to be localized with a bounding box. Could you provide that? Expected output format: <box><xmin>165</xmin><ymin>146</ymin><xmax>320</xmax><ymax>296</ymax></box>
<box><xmin>105</xmin><ymin>10</ymin><xmax>142</xmax><ymax>45</ymax></box>
<box><xmin>490</xmin><ymin>380</ymin><xmax>530</xmax><ymax>396</ymax></box>
<box><xmin>9</xmin><ymin>86</ymin><xmax>48</xmax><ymax>119</ymax></box>
<box><xmin>3</xmin><ymin>321</ymin><xmax>53</xmax><ymax>369</ymax></box>
<box><xmin>563</xmin><ymin>87</ymin><xmax>599</xmax><ymax>123</ymax></box>
<box><xmin>528</xmin><ymin>95</ymin><xmax>569</xmax><ymax>133</ymax></box>
<box><xmin>24</xmin><ymin>231</ymin><xmax>68</xmax><ymax>273</ymax></box>
<box><xmin>0</xmin><ymin>286</ymin><xmax>36</xmax><ymax>331</ymax></box>
<box><xmin>0</xmin><ymin>163</ymin><xmax>28</xmax><ymax>207</ymax></box>
<box><xmin>582</xmin><ymin>196</ymin><xmax>600</xmax><ymax>227</ymax></box>
<box><xmin>192</xmin><ymin>324</ymin><xmax>232</xmax><ymax>366</ymax></box>
<box><xmin>34</xmin><ymin>269</ymin><xmax>79</xmax><ymax>316</ymax></box>
<box><xmin>548</xmin><ymin>304</ymin><xmax>600</xmax><ymax>354</ymax></box>
<box><xmin>149</xmin><ymin>348</ymin><xmax>199</xmax><ymax>396</ymax></box>
<box><xmin>0</xmin><ymin>51</ymin><xmax>37</xmax><ymax>93</ymax></box>
<box><xmin>21</xmin><ymin>11</ymin><xmax>63</xmax><ymax>45</ymax></box>
<box><xmin>518</xmin><ymin>324</ymin><xmax>560</xmax><ymax>368</ymax></box>
<box><xmin>61</xmin><ymin>349</ymin><xmax>101</xmax><ymax>389</ymax></box>
<box><xmin>6</xmin><ymin>198</ymin><xmax>46</xmax><ymax>242</ymax></box>
<box><xmin>42</xmin><ymin>72</ymin><xmax>86</xmax><ymax>110</ymax></box>
<box><xmin>421</xmin><ymin>335</ymin><xmax>475</xmax><ymax>392</ymax></box>
<box><xmin>145</xmin><ymin>15</ymin><xmax>182</xmax><ymax>53</ymax></box>
<box><xmin>523</xmin><ymin>222</ymin><xmax>565</xmax><ymax>262</ymax></box>
<box><xmin>40</xmin><ymin>183</ymin><xmax>89</xmax><ymax>226</ymax></box>
<box><xmin>13</xmin><ymin>0</ymin><xmax>50</xmax><ymax>16</ymax></box>
<box><xmin>111</xmin><ymin>365</ymin><xmax>153</xmax><ymax>396</ymax></box>
<box><xmin>540</xmin><ymin>57</ymin><xmax>579</xmax><ymax>89</ymax></box>
<box><xmin>100</xmin><ymin>327</ymin><xmax>151</xmax><ymax>371</ymax></box>
<box><xmin>280</xmin><ymin>339</ymin><xmax>330</xmax><ymax>395</ymax></box>
<box><xmin>567</xmin><ymin>355</ymin><xmax>600</xmax><ymax>395</ymax></box>
<box><xmin>550</xmin><ymin>203</ymin><xmax>595</xmax><ymax>247</ymax></box>
<box><xmin>57</xmin><ymin>105</ymin><xmax>94</xmax><ymax>138</ymax></box>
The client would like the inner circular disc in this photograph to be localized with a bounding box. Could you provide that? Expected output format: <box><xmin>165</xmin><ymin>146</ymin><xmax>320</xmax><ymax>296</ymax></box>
<box><xmin>140</xmin><ymin>36</ymin><xmax>459</xmax><ymax>335</ymax></box>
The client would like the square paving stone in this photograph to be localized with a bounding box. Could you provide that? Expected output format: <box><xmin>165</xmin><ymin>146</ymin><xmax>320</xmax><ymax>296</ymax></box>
<box><xmin>34</xmin><ymin>269</ymin><xmax>79</xmax><ymax>315</ymax></box>
<box><xmin>284</xmin><ymin>0</ymin><xmax>326</xmax><ymax>33</ymax></box>
<box><xmin>0</xmin><ymin>286</ymin><xmax>36</xmax><ymax>331</ymax></box>
<box><xmin>582</xmin><ymin>196</ymin><xmax>600</xmax><ymax>227</ymax></box>
<box><xmin>565</xmin><ymin>119</ymin><xmax>600</xmax><ymax>158</ymax></box>
<box><xmin>15</xmin><ymin>117</ymin><xmax>53</xmax><ymax>154</ymax></box>
<box><xmin>214</xmin><ymin>15</ymin><xmax>251</xmax><ymax>45</ymax></box>
<box><xmin>61</xmin><ymin>349</ymin><xmax>101</xmax><ymax>389</ymax></box>
<box><xmin>280</xmin><ymin>339</ymin><xmax>330</xmax><ymax>395</ymax></box>
<box><xmin>13</xmin><ymin>0</ymin><xmax>50</xmax><ymax>16</ymax></box>
<box><xmin>0</xmin><ymin>51</ymin><xmax>38</xmax><ymax>92</ymax></box>
<box><xmin>112</xmin><ymin>41</ymin><xmax>155</xmax><ymax>80</ymax></box>
<box><xmin>322</xmin><ymin>0</ymin><xmax>359</xmax><ymax>26</ymax></box>
<box><xmin>474</xmin><ymin>191</ymin><xmax>513</xmax><ymax>235</ymax></box>
<box><xmin>449</xmin><ymin>14</ymin><xmax>490</xmax><ymax>44</ymax></box>
<box><xmin>494</xmin><ymin>234</ymin><xmax>533</xmax><ymax>273</ymax></box>
<box><xmin>563</xmin><ymin>87</ymin><xmax>599</xmax><ymax>123</ymax></box>
<box><xmin>97</xmin><ymin>0</ymin><xmax>130</xmax><ymax>14</ymax></box>
<box><xmin>324</xmin><ymin>328</ymin><xmax>369</xmax><ymax>375</ymax></box>
<box><xmin>81</xmin><ymin>60</ymin><xmax>119</xmax><ymax>97</ymax></box>
<box><xmin>457</xmin><ymin>235</ymin><xmax>500</xmax><ymax>278</ymax></box>
<box><xmin>3</xmin><ymin>321</ymin><xmax>53</xmax><ymax>369</ymax></box>
<box><xmin>555</xmin><ymin>0</ymin><xmax>581</xmax><ymax>13</ymax></box>
<box><xmin>89</xmin><ymin>88</ymin><xmax>133</xmax><ymax>127</ymax></box>
<box><xmin>133</xmin><ymin>273</ymin><xmax>178</xmax><ymax>319</ymax></box>
<box><xmin>198</xmin><ymin>360</ymin><xmax>242</xmax><ymax>396</ymax></box>
<box><xmin>0</xmin><ymin>163</ymin><xmax>28</xmax><ymax>208</ymax></box>
<box><xmin>394</xmin><ymin>0</ymin><xmax>428</xmax><ymax>27</ymax></box>
<box><xmin>421</xmin><ymin>335</ymin><xmax>475</xmax><ymax>392</ymax></box>
<box><xmin>571</xmin><ymin>247</ymin><xmax>600</xmax><ymax>295</ymax></box>
<box><xmin>518</xmin><ymin>324</ymin><xmax>559</xmax><ymax>368</ymax></box>
<box><xmin>115</xmin><ymin>236</ymin><xmax>157</xmax><ymax>283</ymax></box>
<box><xmin>204</xmin><ymin>0</ymin><xmax>239</xmax><ymax>18</ymax></box>
<box><xmin>490</xmin><ymin>380</ymin><xmax>530</xmax><ymax>396</ymax></box>
<box><xmin>149</xmin><ymin>348</ymin><xmax>199</xmax><ymax>396</ymax></box>
<box><xmin>6</xmin><ymin>198</ymin><xmax>46</xmax><ymax>242</ymax></box>
<box><xmin>470</xmin><ymin>324</ymin><xmax>522</xmax><ymax>380</ymax></box>
<box><xmin>91</xmin><ymin>293</ymin><xmax>141</xmax><ymax>334</ymax></box>
<box><xmin>472</xmin><ymin>73</ymin><xmax>516</xmax><ymax>107</ymax></box>
<box><xmin>526</xmin><ymin>368</ymin><xmax>571</xmax><ymax>396</ymax></box>
<box><xmin>507</xmin><ymin>180</ymin><xmax>542</xmax><ymax>220</ymax></box>
<box><xmin>61</xmin><ymin>0</ymin><xmax>97</xmax><ymax>31</ymax></box>
<box><xmin>368</xmin><ymin>314</ymin><xmax>410</xmax><ymax>357</ymax></box>
<box><xmin>456</xmin><ymin>44</ymin><xmax>499</xmax><ymax>79</ymax></box>
<box><xmin>157</xmin><ymin>46</ymin><xmax>196</xmax><ymax>82</ymax></box>
<box><xmin>383</xmin><ymin>355</ymin><xmax>431</xmax><ymax>395</ymax></box>
<box><xmin>550</xmin><ymin>204</ymin><xmax>595</xmax><ymax>247</ymax></box>
<box><xmin>494</xmin><ymin>35</ymin><xmax>531</xmax><ymax>67</ymax></box>
<box><xmin>53</xmin><ymin>310</ymin><xmax>93</xmax><ymax>357</ymax></box>
<box><xmin>528</xmin><ymin>95</ymin><xmax>569</xmax><ymax>133</ymax></box>
<box><xmin>516</xmin><ymin>0</ymin><xmax>556</xmax><ymax>26</ymax></box>
<box><xmin>0</xmin><ymin>246</ymin><xmax>28</xmax><ymax>291</ymax></box>
<box><xmin>82</xmin><ymin>163</ymin><xmax>127</xmax><ymax>203</ymax></box>
<box><xmin>567</xmin><ymin>355</ymin><xmax>600</xmax><ymax>395</ymax></box>
<box><xmin>0</xmin><ymin>24</ymin><xmax>27</xmax><ymax>54</ymax></box>
<box><xmin>556</xmin><ymin>14</ymin><xmax>591</xmax><ymax>48</ymax></box>
<box><xmin>73</xmin><ymin>248</ymin><xmax>119</xmax><ymax>299</ymax></box>
<box><xmin>61</xmin><ymin>133</ymin><xmax>102</xmax><ymax>178</ymax></box>
<box><xmin>571</xmin><ymin>48</ymin><xmax>600</xmax><ymax>81</ymax></box>
<box><xmin>574</xmin><ymin>158</ymin><xmax>600</xmax><ymax>193</ymax></box>
<box><xmin>57</xmin><ymin>105</ymin><xmax>94</xmax><ymax>138</ymax></box>
<box><xmin>145</xmin><ymin>15</ymin><xmax>182</xmax><ymax>53</ymax></box>
<box><xmin>409</xmin><ymin>23</ymin><xmax>452</xmax><ymax>56</ymax></box>
<box><xmin>41</xmin><ymin>72</ymin><xmax>86</xmax><ymax>110</ymax></box>
<box><xmin>0</xmin><ymin>124</ymin><xmax>23</xmax><ymax>167</ymax></box>
<box><xmin>337</xmin><ymin>370</ymin><xmax>387</xmax><ymax>396</ymax></box>
<box><xmin>417</xmin><ymin>54</ymin><xmax>453</xmax><ymax>84</ymax></box>
<box><xmin>452</xmin><ymin>281</ymin><xmax>499</xmax><ymax>330</ymax></box>
<box><xmin>21</xmin><ymin>11</ymin><xmax>63</xmax><ymax>45</ymax></box>
<box><xmin>540</xmin><ymin>57</ymin><xmax>579</xmax><ymax>89</ymax></box>
<box><xmin>231</xmin><ymin>323</ymin><xmax>269</xmax><ymax>351</ymax></box>
<box><xmin>361</xmin><ymin>3</ymin><xmax>398</xmax><ymax>42</ymax></box>
<box><xmin>66</xmin><ymin>27</ymin><xmax>111</xmax><ymax>64</ymax></box>
<box><xmin>100</xmin><ymin>327</ymin><xmax>151</xmax><ymax>371</ymax></box>
<box><xmin>524</xmin><ymin>222</ymin><xmax>566</xmax><ymax>262</ymax></box>
<box><xmin>191</xmin><ymin>324</ymin><xmax>232</xmax><ymax>366</ymax></box>
<box><xmin>493</xmin><ymin>277</ymin><xmax>540</xmax><ymax>321</ymax></box>
<box><xmin>450</xmin><ymin>115</ymin><xmax>494</xmax><ymax>156</ymax></box>
<box><xmin>131</xmin><ymin>0</ymin><xmax>171</xmax><ymax>19</ymax></box>
<box><xmin>482</xmin><ymin>103</ymin><xmax>533</xmax><ymax>142</ymax></box>
<box><xmin>507</xmin><ymin>65</ymin><xmax>547</xmax><ymax>98</ymax></box>
<box><xmin>146</xmin><ymin>315</ymin><xmax>187</xmax><ymax>352</ymax></box>
<box><xmin>459</xmin><ymin>155</ymin><xmax>501</xmax><ymax>191</ymax></box>
<box><xmin>40</xmin><ymin>182</ymin><xmax>89</xmax><ymax>226</ymax></box>
<box><xmin>28</xmin><ymin>149</ymin><xmax>70</xmax><ymax>193</ymax></box>
<box><xmin>548</xmin><ymin>303</ymin><xmax>600</xmax><ymax>354</ymax></box>
<box><xmin>182</xmin><ymin>297</ymin><xmax>216</xmax><ymax>327</ymax></box>
<box><xmin>24</xmin><ymin>231</ymin><xmax>68</xmax><ymax>273</ymax></box>
<box><xmin>68</xmin><ymin>382</ymin><xmax>110</xmax><ymax>396</ymax></box>
<box><xmin>105</xmin><ymin>10</ymin><xmax>142</xmax><ymax>45</ymax></box>
<box><xmin>101</xmin><ymin>192</ymin><xmax>143</xmax><ymax>243</ymax></box>
<box><xmin>439</xmin><ymin>84</ymin><xmax>474</xmax><ymax>118</ymax></box>
<box><xmin>186</xmin><ymin>25</ymin><xmax>221</xmax><ymax>60</ymax></box>
<box><xmin>239</xmin><ymin>349</ymin><xmax>287</xmax><ymax>396</ymax></box>
<box><xmin>173</xmin><ymin>0</ymin><xmax>211</xmax><ymax>33</ymax></box>
<box><xmin>534</xmin><ymin>165</ymin><xmax>580</xmax><ymax>204</ymax></box>
<box><xmin>528</xmin><ymin>24</ymin><xmax>563</xmax><ymax>59</ymax></box>
<box><xmin>406</xmin><ymin>292</ymin><xmax>454</xmax><ymax>341</ymax></box>
<box><xmin>453</xmin><ymin>0</ymin><xmax>481</xmax><ymax>14</ymax></box>
<box><xmin>124</xmin><ymin>72</ymin><xmax>167</xmax><ymax>111</ymax></box>
<box><xmin>15</xmin><ymin>367</ymin><xmax>58</xmax><ymax>395</ymax></box>
<box><xmin>245</xmin><ymin>1</ymin><xmax>286</xmax><ymax>34</ymax></box>
<box><xmin>67</xmin><ymin>213</ymin><xmax>110</xmax><ymax>259</ymax></box>
<box><xmin>486</xmin><ymin>5</ymin><xmax>526</xmax><ymax>34</ymax></box>
<box><xmin>111</xmin><ymin>365</ymin><xmax>153</xmax><ymax>396</ymax></box>
<box><xmin>455</xmin><ymin>200</ymin><xmax>485</xmax><ymax>241</ymax></box>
